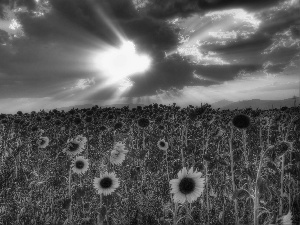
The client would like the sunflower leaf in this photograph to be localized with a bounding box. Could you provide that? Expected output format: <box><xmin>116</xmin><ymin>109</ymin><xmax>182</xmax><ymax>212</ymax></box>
<box><xmin>232</xmin><ymin>189</ymin><xmax>250</xmax><ymax>201</ymax></box>
<box><xmin>266</xmin><ymin>161</ymin><xmax>278</xmax><ymax>173</ymax></box>
<box><xmin>257</xmin><ymin>177</ymin><xmax>268</xmax><ymax>195</ymax></box>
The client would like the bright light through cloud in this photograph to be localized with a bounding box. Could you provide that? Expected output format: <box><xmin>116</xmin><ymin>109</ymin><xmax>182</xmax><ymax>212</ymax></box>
<box><xmin>95</xmin><ymin>41</ymin><xmax>151</xmax><ymax>83</ymax></box>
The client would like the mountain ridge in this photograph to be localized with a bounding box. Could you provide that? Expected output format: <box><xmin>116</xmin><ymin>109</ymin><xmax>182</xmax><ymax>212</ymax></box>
<box><xmin>45</xmin><ymin>97</ymin><xmax>300</xmax><ymax>112</ymax></box>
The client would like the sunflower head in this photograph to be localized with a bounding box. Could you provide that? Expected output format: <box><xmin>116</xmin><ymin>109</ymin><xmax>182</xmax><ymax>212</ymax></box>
<box><xmin>170</xmin><ymin>167</ymin><xmax>205</xmax><ymax>204</ymax></box>
<box><xmin>85</xmin><ymin>116</ymin><xmax>93</xmax><ymax>123</ymax></box>
<box><xmin>157</xmin><ymin>139</ymin><xmax>168</xmax><ymax>151</ymax></box>
<box><xmin>260</xmin><ymin>117</ymin><xmax>269</xmax><ymax>127</ymax></box>
<box><xmin>72</xmin><ymin>156</ymin><xmax>89</xmax><ymax>174</ymax></box>
<box><xmin>99</xmin><ymin>126</ymin><xmax>107</xmax><ymax>131</ymax></box>
<box><xmin>54</xmin><ymin>119</ymin><xmax>62</xmax><ymax>126</ymax></box>
<box><xmin>232</xmin><ymin>114</ymin><xmax>251</xmax><ymax>129</ymax></box>
<box><xmin>75</xmin><ymin>135</ymin><xmax>87</xmax><ymax>145</ymax></box>
<box><xmin>158</xmin><ymin>125</ymin><xmax>165</xmax><ymax>130</ymax></box>
<box><xmin>110</xmin><ymin>142</ymin><xmax>128</xmax><ymax>165</ymax></box>
<box><xmin>37</xmin><ymin>136</ymin><xmax>49</xmax><ymax>149</ymax></box>
<box><xmin>114</xmin><ymin>122</ymin><xmax>123</xmax><ymax>130</ymax></box>
<box><xmin>74</xmin><ymin>117</ymin><xmax>81</xmax><ymax>125</ymax></box>
<box><xmin>63</xmin><ymin>139</ymin><xmax>84</xmax><ymax>156</ymax></box>
<box><xmin>137</xmin><ymin>118</ymin><xmax>150</xmax><ymax>128</ymax></box>
<box><xmin>86</xmin><ymin>110</ymin><xmax>94</xmax><ymax>116</ymax></box>
<box><xmin>93</xmin><ymin>172</ymin><xmax>120</xmax><ymax>196</ymax></box>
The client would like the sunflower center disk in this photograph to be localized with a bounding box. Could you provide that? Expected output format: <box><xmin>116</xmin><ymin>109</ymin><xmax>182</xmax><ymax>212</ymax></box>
<box><xmin>179</xmin><ymin>177</ymin><xmax>195</xmax><ymax>195</ymax></box>
<box><xmin>76</xmin><ymin>161</ymin><xmax>85</xmax><ymax>169</ymax></box>
<box><xmin>100</xmin><ymin>177</ymin><xmax>113</xmax><ymax>189</ymax></box>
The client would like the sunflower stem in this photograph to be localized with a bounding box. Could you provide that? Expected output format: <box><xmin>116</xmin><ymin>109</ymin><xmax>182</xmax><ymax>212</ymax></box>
<box><xmin>86</xmin><ymin>126</ymin><xmax>89</xmax><ymax>159</ymax></box>
<box><xmin>229</xmin><ymin>126</ymin><xmax>239</xmax><ymax>225</ymax></box>
<box><xmin>143</xmin><ymin>130</ymin><xmax>145</xmax><ymax>150</ymax></box>
<box><xmin>289</xmin><ymin>151</ymin><xmax>292</xmax><ymax>211</ymax></box>
<box><xmin>279</xmin><ymin>154</ymin><xmax>285</xmax><ymax>217</ymax></box>
<box><xmin>205</xmin><ymin>162</ymin><xmax>210</xmax><ymax>225</ymax></box>
<box><xmin>165</xmin><ymin>150</ymin><xmax>172</xmax><ymax>202</ymax></box>
<box><xmin>253</xmin><ymin>150</ymin><xmax>264</xmax><ymax>225</ymax></box>
<box><xmin>68</xmin><ymin>168</ymin><xmax>73</xmax><ymax>223</ymax></box>
<box><xmin>173</xmin><ymin>202</ymin><xmax>178</xmax><ymax>225</ymax></box>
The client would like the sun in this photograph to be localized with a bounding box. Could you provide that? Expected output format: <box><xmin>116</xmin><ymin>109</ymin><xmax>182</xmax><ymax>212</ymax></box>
<box><xmin>96</xmin><ymin>41</ymin><xmax>151</xmax><ymax>83</ymax></box>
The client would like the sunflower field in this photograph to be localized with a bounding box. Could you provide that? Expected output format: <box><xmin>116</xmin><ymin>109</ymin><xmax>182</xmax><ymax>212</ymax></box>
<box><xmin>0</xmin><ymin>103</ymin><xmax>300</xmax><ymax>225</ymax></box>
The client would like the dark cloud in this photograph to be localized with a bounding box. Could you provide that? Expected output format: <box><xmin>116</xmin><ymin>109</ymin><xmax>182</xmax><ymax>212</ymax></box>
<box><xmin>142</xmin><ymin>0</ymin><xmax>199</xmax><ymax>19</ymax></box>
<box><xmin>197</xmin><ymin>0</ymin><xmax>282</xmax><ymax>12</ymax></box>
<box><xmin>194</xmin><ymin>64</ymin><xmax>260</xmax><ymax>81</ymax></box>
<box><xmin>121</xmin><ymin>17</ymin><xmax>178</xmax><ymax>60</ymax></box>
<box><xmin>142</xmin><ymin>0</ymin><xmax>282</xmax><ymax>20</ymax></box>
<box><xmin>0</xmin><ymin>29</ymin><xmax>9</xmax><ymax>44</ymax></box>
<box><xmin>123</xmin><ymin>54</ymin><xmax>217</xmax><ymax>97</ymax></box>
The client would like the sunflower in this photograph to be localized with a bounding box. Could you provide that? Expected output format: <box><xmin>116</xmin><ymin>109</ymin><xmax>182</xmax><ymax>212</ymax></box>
<box><xmin>71</xmin><ymin>156</ymin><xmax>89</xmax><ymax>174</ymax></box>
<box><xmin>110</xmin><ymin>142</ymin><xmax>128</xmax><ymax>165</ymax></box>
<box><xmin>232</xmin><ymin>114</ymin><xmax>251</xmax><ymax>129</ymax></box>
<box><xmin>75</xmin><ymin>135</ymin><xmax>87</xmax><ymax>145</ymax></box>
<box><xmin>157</xmin><ymin>139</ymin><xmax>168</xmax><ymax>151</ymax></box>
<box><xmin>63</xmin><ymin>139</ymin><xmax>85</xmax><ymax>156</ymax></box>
<box><xmin>113</xmin><ymin>142</ymin><xmax>127</xmax><ymax>152</ymax></box>
<box><xmin>93</xmin><ymin>172</ymin><xmax>120</xmax><ymax>196</ymax></box>
<box><xmin>260</xmin><ymin>117</ymin><xmax>270</xmax><ymax>127</ymax></box>
<box><xmin>282</xmin><ymin>211</ymin><xmax>293</xmax><ymax>225</ymax></box>
<box><xmin>170</xmin><ymin>167</ymin><xmax>205</xmax><ymax>204</ymax></box>
<box><xmin>137</xmin><ymin>117</ymin><xmax>150</xmax><ymax>128</ymax></box>
<box><xmin>37</xmin><ymin>136</ymin><xmax>49</xmax><ymax>148</ymax></box>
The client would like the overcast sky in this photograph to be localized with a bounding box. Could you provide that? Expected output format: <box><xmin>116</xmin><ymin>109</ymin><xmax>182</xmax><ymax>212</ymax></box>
<box><xmin>0</xmin><ymin>0</ymin><xmax>299</xmax><ymax>113</ymax></box>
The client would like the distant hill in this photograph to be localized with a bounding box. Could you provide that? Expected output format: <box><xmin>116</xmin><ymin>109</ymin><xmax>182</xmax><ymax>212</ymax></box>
<box><xmin>47</xmin><ymin>97</ymin><xmax>299</xmax><ymax>112</ymax></box>
<box><xmin>220</xmin><ymin>97</ymin><xmax>300</xmax><ymax>110</ymax></box>
<box><xmin>211</xmin><ymin>99</ymin><xmax>234</xmax><ymax>109</ymax></box>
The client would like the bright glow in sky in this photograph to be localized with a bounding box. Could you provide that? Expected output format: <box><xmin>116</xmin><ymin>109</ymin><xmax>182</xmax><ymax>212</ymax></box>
<box><xmin>95</xmin><ymin>41</ymin><xmax>151</xmax><ymax>83</ymax></box>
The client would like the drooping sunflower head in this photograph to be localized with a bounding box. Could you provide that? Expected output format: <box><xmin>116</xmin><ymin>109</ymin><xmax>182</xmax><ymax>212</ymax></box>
<box><xmin>113</xmin><ymin>142</ymin><xmax>128</xmax><ymax>153</ymax></box>
<box><xmin>75</xmin><ymin>135</ymin><xmax>87</xmax><ymax>145</ymax></box>
<box><xmin>37</xmin><ymin>136</ymin><xmax>50</xmax><ymax>149</ymax></box>
<box><xmin>157</xmin><ymin>139</ymin><xmax>168</xmax><ymax>151</ymax></box>
<box><xmin>63</xmin><ymin>139</ymin><xmax>84</xmax><ymax>156</ymax></box>
<box><xmin>110</xmin><ymin>149</ymin><xmax>126</xmax><ymax>165</ymax></box>
<box><xmin>114</xmin><ymin>122</ymin><xmax>123</xmax><ymax>130</ymax></box>
<box><xmin>71</xmin><ymin>156</ymin><xmax>89</xmax><ymax>175</ymax></box>
<box><xmin>93</xmin><ymin>172</ymin><xmax>120</xmax><ymax>196</ymax></box>
<box><xmin>170</xmin><ymin>167</ymin><xmax>205</xmax><ymax>204</ymax></box>
<box><xmin>232</xmin><ymin>114</ymin><xmax>251</xmax><ymax>129</ymax></box>
<box><xmin>137</xmin><ymin>117</ymin><xmax>150</xmax><ymax>128</ymax></box>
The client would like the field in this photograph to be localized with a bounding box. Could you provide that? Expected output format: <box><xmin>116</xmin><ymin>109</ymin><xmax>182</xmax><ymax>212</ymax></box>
<box><xmin>0</xmin><ymin>103</ymin><xmax>299</xmax><ymax>225</ymax></box>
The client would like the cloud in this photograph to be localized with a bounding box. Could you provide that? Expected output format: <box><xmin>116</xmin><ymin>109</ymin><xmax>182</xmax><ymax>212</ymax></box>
<box><xmin>73</xmin><ymin>78</ymin><xmax>95</xmax><ymax>90</ymax></box>
<box><xmin>139</xmin><ymin>0</ymin><xmax>282</xmax><ymax>20</ymax></box>
<box><xmin>0</xmin><ymin>0</ymin><xmax>299</xmax><ymax>110</ymax></box>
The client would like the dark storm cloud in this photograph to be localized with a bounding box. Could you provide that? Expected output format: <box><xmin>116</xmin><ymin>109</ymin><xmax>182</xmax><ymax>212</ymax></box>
<box><xmin>197</xmin><ymin>0</ymin><xmax>282</xmax><ymax>12</ymax></box>
<box><xmin>121</xmin><ymin>17</ymin><xmax>178</xmax><ymax>60</ymax></box>
<box><xmin>194</xmin><ymin>64</ymin><xmax>260</xmax><ymax>82</ymax></box>
<box><xmin>123</xmin><ymin>55</ymin><xmax>218</xmax><ymax>97</ymax></box>
<box><xmin>17</xmin><ymin>0</ymin><xmax>138</xmax><ymax>45</ymax></box>
<box><xmin>143</xmin><ymin>0</ymin><xmax>282</xmax><ymax>19</ymax></box>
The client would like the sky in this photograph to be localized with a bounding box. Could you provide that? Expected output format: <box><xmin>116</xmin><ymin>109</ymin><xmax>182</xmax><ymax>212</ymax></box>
<box><xmin>0</xmin><ymin>0</ymin><xmax>299</xmax><ymax>113</ymax></box>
